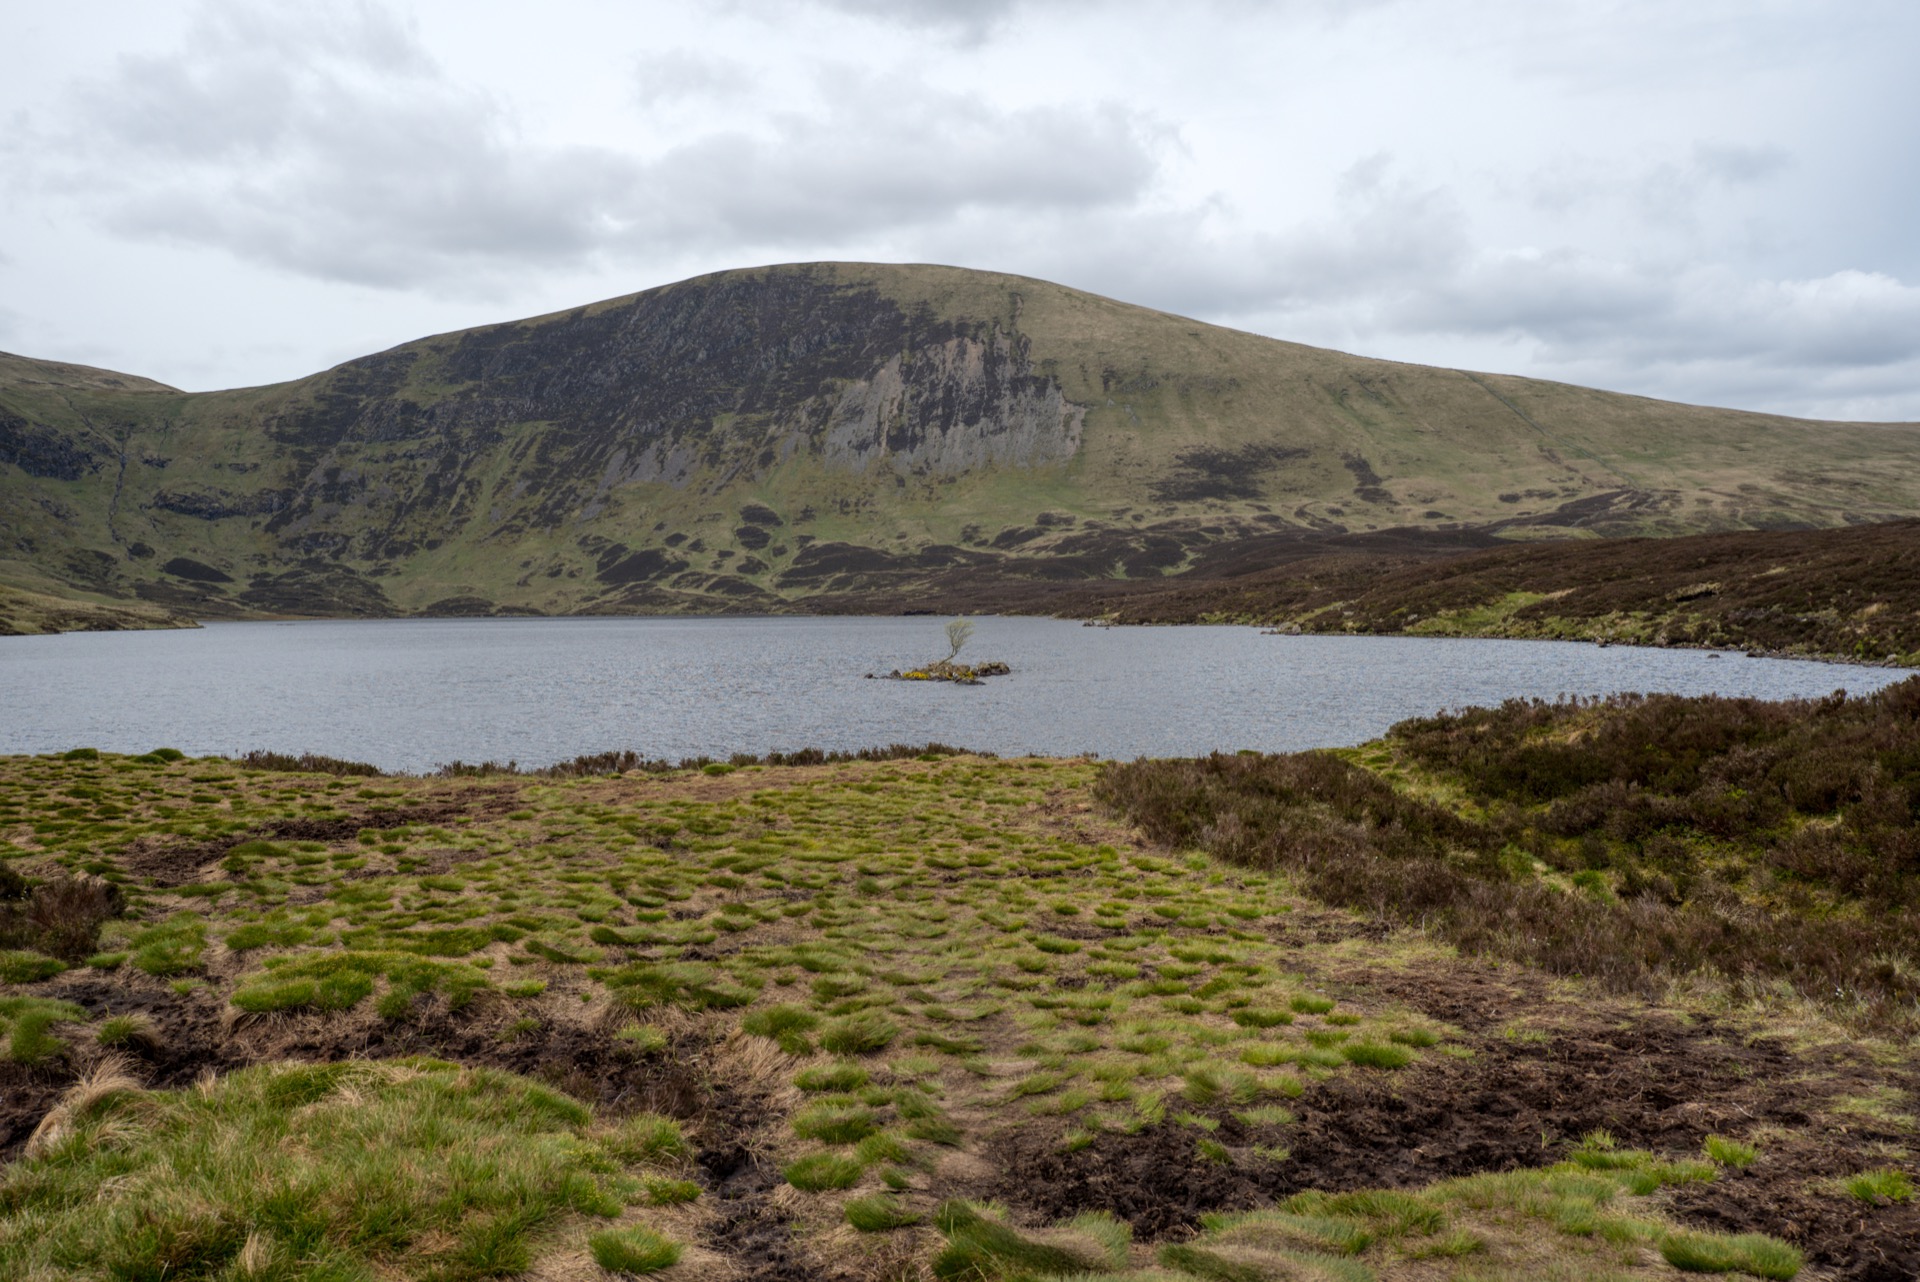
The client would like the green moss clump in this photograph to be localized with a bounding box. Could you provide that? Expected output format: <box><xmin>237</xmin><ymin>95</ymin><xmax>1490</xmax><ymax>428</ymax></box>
<box><xmin>0</xmin><ymin>950</ymin><xmax>66</xmax><ymax>984</ymax></box>
<box><xmin>783</xmin><ymin>1153</ymin><xmax>865</xmax><ymax>1191</ymax></box>
<box><xmin>820</xmin><ymin>1012</ymin><xmax>898</xmax><ymax>1055</ymax></box>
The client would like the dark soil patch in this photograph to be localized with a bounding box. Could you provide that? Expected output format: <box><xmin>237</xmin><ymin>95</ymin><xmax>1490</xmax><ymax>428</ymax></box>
<box><xmin>0</xmin><ymin>981</ymin><xmax>242</xmax><ymax>1158</ymax></box>
<box><xmin>1324</xmin><ymin>960</ymin><xmax>1564</xmax><ymax>1034</ymax></box>
<box><xmin>1273</xmin><ymin>1017</ymin><xmax>1807</xmax><ymax>1191</ymax></box>
<box><xmin>698</xmin><ymin>1086</ymin><xmax>817</xmax><ymax>1282</ymax></box>
<box><xmin>0</xmin><ymin>1065</ymin><xmax>72</xmax><ymax>1160</ymax></box>
<box><xmin>993</xmin><ymin>1010</ymin><xmax>1916</xmax><ymax>1279</ymax></box>
<box><xmin>993</xmin><ymin>1110</ymin><xmax>1288</xmax><ymax>1238</ymax></box>
<box><xmin>117</xmin><ymin>791</ymin><xmax>517</xmax><ymax>886</ymax></box>
<box><xmin>1267</xmin><ymin>908</ymin><xmax>1393</xmax><ymax>948</ymax></box>
<box><xmin>1672</xmin><ymin>1159</ymin><xmax>1920</xmax><ymax>1282</ymax></box>
<box><xmin>698</xmin><ymin>1136</ymin><xmax>810</xmax><ymax>1274</ymax></box>
<box><xmin>257</xmin><ymin>1002</ymin><xmax>708</xmax><ymax>1120</ymax></box>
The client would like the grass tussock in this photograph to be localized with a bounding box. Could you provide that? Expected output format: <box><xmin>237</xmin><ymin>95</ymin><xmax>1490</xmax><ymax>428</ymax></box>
<box><xmin>0</xmin><ymin>1059</ymin><xmax>684</xmax><ymax>1282</ymax></box>
<box><xmin>1845</xmin><ymin>1168</ymin><xmax>1914</xmax><ymax>1205</ymax></box>
<box><xmin>587</xmin><ymin>1224</ymin><xmax>684</xmax><ymax>1273</ymax></box>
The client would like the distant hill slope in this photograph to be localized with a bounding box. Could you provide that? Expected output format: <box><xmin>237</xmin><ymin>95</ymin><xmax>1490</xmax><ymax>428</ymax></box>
<box><xmin>5</xmin><ymin>261</ymin><xmax>1920</xmax><ymax>621</ymax></box>
<box><xmin>1052</xmin><ymin>518</ymin><xmax>1920</xmax><ymax>665</ymax></box>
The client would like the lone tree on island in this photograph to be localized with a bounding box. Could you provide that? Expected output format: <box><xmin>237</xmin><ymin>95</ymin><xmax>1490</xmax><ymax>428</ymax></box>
<box><xmin>945</xmin><ymin>618</ymin><xmax>975</xmax><ymax>661</ymax></box>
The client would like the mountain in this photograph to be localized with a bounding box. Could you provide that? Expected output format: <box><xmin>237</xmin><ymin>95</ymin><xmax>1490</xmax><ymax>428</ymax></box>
<box><xmin>6</xmin><ymin>261</ymin><xmax>1920</xmax><ymax>622</ymax></box>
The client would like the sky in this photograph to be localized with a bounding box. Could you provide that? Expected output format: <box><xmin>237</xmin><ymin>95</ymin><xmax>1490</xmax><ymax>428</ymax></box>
<box><xmin>3</xmin><ymin>0</ymin><xmax>1917</xmax><ymax>421</ymax></box>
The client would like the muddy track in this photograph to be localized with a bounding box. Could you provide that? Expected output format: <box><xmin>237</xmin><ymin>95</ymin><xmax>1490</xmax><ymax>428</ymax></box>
<box><xmin>994</xmin><ymin>1011</ymin><xmax>1918</xmax><ymax>1281</ymax></box>
<box><xmin>699</xmin><ymin>1139</ymin><xmax>815</xmax><ymax>1282</ymax></box>
<box><xmin>694</xmin><ymin>1068</ymin><xmax>845</xmax><ymax>1281</ymax></box>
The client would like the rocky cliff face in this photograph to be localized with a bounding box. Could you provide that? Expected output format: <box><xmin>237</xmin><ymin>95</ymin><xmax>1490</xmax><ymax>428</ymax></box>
<box><xmin>246</xmin><ymin>268</ymin><xmax>1085</xmax><ymax>559</ymax></box>
<box><xmin>820</xmin><ymin>331</ymin><xmax>1083</xmax><ymax>475</ymax></box>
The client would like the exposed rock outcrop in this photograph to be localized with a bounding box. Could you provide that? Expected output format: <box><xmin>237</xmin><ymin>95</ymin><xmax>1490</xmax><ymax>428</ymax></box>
<box><xmin>820</xmin><ymin>330</ymin><xmax>1082</xmax><ymax>475</ymax></box>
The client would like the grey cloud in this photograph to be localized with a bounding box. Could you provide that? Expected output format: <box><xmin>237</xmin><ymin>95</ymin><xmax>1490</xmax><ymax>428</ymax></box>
<box><xmin>1390</xmin><ymin>258</ymin><xmax>1920</xmax><ymax>375</ymax></box>
<box><xmin>746</xmin><ymin>0</ymin><xmax>1396</xmax><ymax>47</ymax></box>
<box><xmin>1692</xmin><ymin>143</ymin><xmax>1792</xmax><ymax>186</ymax></box>
<box><xmin>1577</xmin><ymin>268</ymin><xmax>1920</xmax><ymax>370</ymax></box>
<box><xmin>633</xmin><ymin>51</ymin><xmax>755</xmax><ymax>107</ymax></box>
<box><xmin>1033</xmin><ymin>155</ymin><xmax>1469</xmax><ymax>319</ymax></box>
<box><xmin>927</xmin><ymin>142</ymin><xmax>1920</xmax><ymax>420</ymax></box>
<box><xmin>1383</xmin><ymin>258</ymin><xmax>1920</xmax><ymax>420</ymax></box>
<box><xmin>640</xmin><ymin>78</ymin><xmax>1160</xmax><ymax>246</ymax></box>
<box><xmin>48</xmin><ymin>5</ymin><xmax>1162</xmax><ymax>291</ymax></box>
<box><xmin>75</xmin><ymin>3</ymin><xmax>431</xmax><ymax>162</ymax></box>
<box><xmin>729</xmin><ymin>0</ymin><xmax>1030</xmax><ymax>43</ymax></box>
<box><xmin>1394</xmin><ymin>251</ymin><xmax>1668</xmax><ymax>346</ymax></box>
<box><xmin>74</xmin><ymin>15</ymin><xmax>637</xmax><ymax>290</ymax></box>
<box><xmin>809</xmin><ymin>0</ymin><xmax>1023</xmax><ymax>39</ymax></box>
<box><xmin>1520</xmin><ymin>143</ymin><xmax>1793</xmax><ymax>230</ymax></box>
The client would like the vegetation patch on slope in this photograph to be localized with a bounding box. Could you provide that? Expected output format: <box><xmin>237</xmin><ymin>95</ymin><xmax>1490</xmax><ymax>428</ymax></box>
<box><xmin>1074</xmin><ymin>518</ymin><xmax>1920</xmax><ymax>665</ymax></box>
<box><xmin>0</xmin><ymin>582</ymin><xmax>197</xmax><ymax>637</ymax></box>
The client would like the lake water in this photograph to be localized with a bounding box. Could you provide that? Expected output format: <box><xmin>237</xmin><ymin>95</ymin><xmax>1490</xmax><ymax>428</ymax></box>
<box><xmin>0</xmin><ymin>616</ymin><xmax>1906</xmax><ymax>772</ymax></box>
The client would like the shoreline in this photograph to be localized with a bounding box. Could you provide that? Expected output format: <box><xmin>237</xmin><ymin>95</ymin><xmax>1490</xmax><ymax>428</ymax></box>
<box><xmin>8</xmin><ymin>601</ymin><xmax>1912</xmax><ymax>673</ymax></box>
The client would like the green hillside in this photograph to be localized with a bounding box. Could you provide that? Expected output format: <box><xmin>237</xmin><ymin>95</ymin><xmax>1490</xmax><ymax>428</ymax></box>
<box><xmin>6</xmin><ymin>262</ymin><xmax>1920</xmax><ymax>622</ymax></box>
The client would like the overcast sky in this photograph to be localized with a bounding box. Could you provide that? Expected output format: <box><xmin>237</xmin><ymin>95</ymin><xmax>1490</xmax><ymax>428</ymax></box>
<box><xmin>4</xmin><ymin>0</ymin><xmax>1917</xmax><ymax>421</ymax></box>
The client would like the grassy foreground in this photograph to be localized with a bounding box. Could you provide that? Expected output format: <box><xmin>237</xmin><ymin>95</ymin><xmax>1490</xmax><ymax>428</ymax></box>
<box><xmin>0</xmin><ymin>729</ymin><xmax>1914</xmax><ymax>1279</ymax></box>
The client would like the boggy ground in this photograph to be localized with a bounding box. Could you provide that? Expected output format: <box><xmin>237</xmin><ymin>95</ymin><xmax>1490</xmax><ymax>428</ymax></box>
<box><xmin>0</xmin><ymin>747</ymin><xmax>1914</xmax><ymax>1280</ymax></box>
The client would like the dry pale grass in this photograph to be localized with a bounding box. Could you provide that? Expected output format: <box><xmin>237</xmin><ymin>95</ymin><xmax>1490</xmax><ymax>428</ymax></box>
<box><xmin>230</xmin><ymin>1232</ymin><xmax>275</xmax><ymax>1280</ymax></box>
<box><xmin>711</xmin><ymin>1030</ymin><xmax>802</xmax><ymax>1095</ymax></box>
<box><xmin>25</xmin><ymin>1054</ymin><xmax>143</xmax><ymax>1157</ymax></box>
<box><xmin>805</xmin><ymin>1221</ymin><xmax>937</xmax><ymax>1282</ymax></box>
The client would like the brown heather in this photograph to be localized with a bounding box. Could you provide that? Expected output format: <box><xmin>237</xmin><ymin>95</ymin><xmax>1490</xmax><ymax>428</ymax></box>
<box><xmin>1097</xmin><ymin>677</ymin><xmax>1920</xmax><ymax>1030</ymax></box>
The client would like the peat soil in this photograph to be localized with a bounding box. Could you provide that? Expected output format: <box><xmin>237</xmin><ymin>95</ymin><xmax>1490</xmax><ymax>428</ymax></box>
<box><xmin>994</xmin><ymin>960</ymin><xmax>1920</xmax><ymax>1282</ymax></box>
<box><xmin>698</xmin><ymin>1083</ymin><xmax>819</xmax><ymax>1282</ymax></box>
<box><xmin>0</xmin><ymin>973</ymin><xmax>704</xmax><ymax>1155</ymax></box>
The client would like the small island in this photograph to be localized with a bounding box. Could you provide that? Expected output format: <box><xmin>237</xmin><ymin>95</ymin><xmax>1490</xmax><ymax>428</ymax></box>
<box><xmin>878</xmin><ymin>620</ymin><xmax>1012</xmax><ymax>685</ymax></box>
